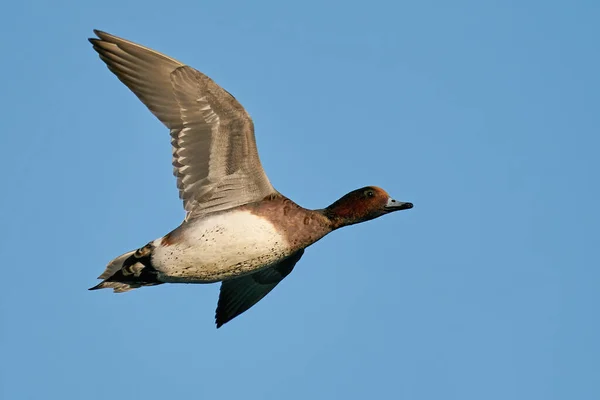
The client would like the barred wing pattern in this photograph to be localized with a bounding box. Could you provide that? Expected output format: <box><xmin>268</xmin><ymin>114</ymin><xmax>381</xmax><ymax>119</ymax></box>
<box><xmin>89</xmin><ymin>30</ymin><xmax>275</xmax><ymax>218</ymax></box>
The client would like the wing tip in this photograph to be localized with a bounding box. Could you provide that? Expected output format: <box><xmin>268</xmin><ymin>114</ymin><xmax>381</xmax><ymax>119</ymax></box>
<box><xmin>89</xmin><ymin>29</ymin><xmax>103</xmax><ymax>43</ymax></box>
<box><xmin>215</xmin><ymin>301</ymin><xmax>234</xmax><ymax>329</ymax></box>
<box><xmin>92</xmin><ymin>29</ymin><xmax>110</xmax><ymax>40</ymax></box>
<box><xmin>215</xmin><ymin>313</ymin><xmax>228</xmax><ymax>329</ymax></box>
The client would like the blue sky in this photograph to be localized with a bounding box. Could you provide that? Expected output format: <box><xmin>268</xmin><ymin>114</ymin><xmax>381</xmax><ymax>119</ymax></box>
<box><xmin>1</xmin><ymin>1</ymin><xmax>599</xmax><ymax>399</ymax></box>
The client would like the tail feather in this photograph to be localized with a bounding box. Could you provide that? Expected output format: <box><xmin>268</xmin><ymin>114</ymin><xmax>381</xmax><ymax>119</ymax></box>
<box><xmin>89</xmin><ymin>246</ymin><xmax>163</xmax><ymax>293</ymax></box>
<box><xmin>89</xmin><ymin>280</ymin><xmax>140</xmax><ymax>293</ymax></box>
<box><xmin>98</xmin><ymin>250</ymin><xmax>136</xmax><ymax>279</ymax></box>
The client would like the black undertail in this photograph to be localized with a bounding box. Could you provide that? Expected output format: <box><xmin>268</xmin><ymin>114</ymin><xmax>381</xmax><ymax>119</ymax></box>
<box><xmin>110</xmin><ymin>250</ymin><xmax>162</xmax><ymax>285</ymax></box>
<box><xmin>104</xmin><ymin>260</ymin><xmax>162</xmax><ymax>286</ymax></box>
<box><xmin>89</xmin><ymin>244</ymin><xmax>163</xmax><ymax>291</ymax></box>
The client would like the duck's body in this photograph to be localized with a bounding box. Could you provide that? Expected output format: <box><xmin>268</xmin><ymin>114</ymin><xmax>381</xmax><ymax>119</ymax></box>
<box><xmin>154</xmin><ymin>207</ymin><xmax>297</xmax><ymax>284</ymax></box>
<box><xmin>88</xmin><ymin>30</ymin><xmax>413</xmax><ymax>327</ymax></box>
<box><xmin>151</xmin><ymin>195</ymin><xmax>330</xmax><ymax>284</ymax></box>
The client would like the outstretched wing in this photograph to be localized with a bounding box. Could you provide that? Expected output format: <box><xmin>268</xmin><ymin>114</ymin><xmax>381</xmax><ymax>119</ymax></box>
<box><xmin>215</xmin><ymin>250</ymin><xmax>305</xmax><ymax>328</ymax></box>
<box><xmin>89</xmin><ymin>30</ymin><xmax>276</xmax><ymax>218</ymax></box>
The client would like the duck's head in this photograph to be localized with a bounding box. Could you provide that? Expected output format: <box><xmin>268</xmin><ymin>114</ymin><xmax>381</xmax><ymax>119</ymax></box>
<box><xmin>324</xmin><ymin>186</ymin><xmax>413</xmax><ymax>229</ymax></box>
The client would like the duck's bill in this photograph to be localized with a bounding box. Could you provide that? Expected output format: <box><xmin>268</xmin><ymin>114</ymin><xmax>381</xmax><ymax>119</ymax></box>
<box><xmin>384</xmin><ymin>198</ymin><xmax>413</xmax><ymax>212</ymax></box>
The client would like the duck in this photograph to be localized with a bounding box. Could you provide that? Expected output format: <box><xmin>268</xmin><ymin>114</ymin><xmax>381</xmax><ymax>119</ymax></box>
<box><xmin>88</xmin><ymin>30</ymin><xmax>414</xmax><ymax>328</ymax></box>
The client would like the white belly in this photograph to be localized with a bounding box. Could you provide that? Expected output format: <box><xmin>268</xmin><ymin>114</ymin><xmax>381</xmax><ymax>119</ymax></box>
<box><xmin>151</xmin><ymin>211</ymin><xmax>290</xmax><ymax>282</ymax></box>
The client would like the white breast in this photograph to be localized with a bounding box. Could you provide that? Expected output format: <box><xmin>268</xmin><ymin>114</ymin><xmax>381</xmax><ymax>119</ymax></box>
<box><xmin>151</xmin><ymin>211</ymin><xmax>290</xmax><ymax>282</ymax></box>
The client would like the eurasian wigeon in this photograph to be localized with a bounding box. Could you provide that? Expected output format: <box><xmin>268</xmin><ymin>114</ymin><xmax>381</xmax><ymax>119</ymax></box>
<box><xmin>88</xmin><ymin>30</ymin><xmax>413</xmax><ymax>327</ymax></box>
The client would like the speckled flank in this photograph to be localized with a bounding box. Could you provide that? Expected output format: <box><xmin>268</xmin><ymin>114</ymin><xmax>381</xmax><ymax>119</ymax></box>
<box><xmin>151</xmin><ymin>209</ymin><xmax>294</xmax><ymax>283</ymax></box>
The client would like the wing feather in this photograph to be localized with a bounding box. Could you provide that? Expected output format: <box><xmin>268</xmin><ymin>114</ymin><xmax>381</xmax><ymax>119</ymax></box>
<box><xmin>89</xmin><ymin>30</ymin><xmax>276</xmax><ymax>218</ymax></box>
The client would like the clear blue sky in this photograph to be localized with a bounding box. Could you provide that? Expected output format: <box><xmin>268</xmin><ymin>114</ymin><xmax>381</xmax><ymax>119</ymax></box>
<box><xmin>1</xmin><ymin>1</ymin><xmax>598</xmax><ymax>399</ymax></box>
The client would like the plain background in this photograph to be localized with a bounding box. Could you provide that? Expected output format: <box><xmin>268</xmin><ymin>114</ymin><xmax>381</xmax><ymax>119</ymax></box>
<box><xmin>1</xmin><ymin>1</ymin><xmax>599</xmax><ymax>399</ymax></box>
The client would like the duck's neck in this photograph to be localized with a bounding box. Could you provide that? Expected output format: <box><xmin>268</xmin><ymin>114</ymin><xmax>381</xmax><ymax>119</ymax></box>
<box><xmin>320</xmin><ymin>202</ymin><xmax>360</xmax><ymax>230</ymax></box>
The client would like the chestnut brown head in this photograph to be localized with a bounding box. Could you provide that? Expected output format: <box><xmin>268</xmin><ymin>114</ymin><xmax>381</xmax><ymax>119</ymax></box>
<box><xmin>324</xmin><ymin>186</ymin><xmax>413</xmax><ymax>229</ymax></box>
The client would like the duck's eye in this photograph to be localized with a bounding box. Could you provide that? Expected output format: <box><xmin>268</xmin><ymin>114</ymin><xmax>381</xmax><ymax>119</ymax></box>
<box><xmin>365</xmin><ymin>190</ymin><xmax>375</xmax><ymax>198</ymax></box>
